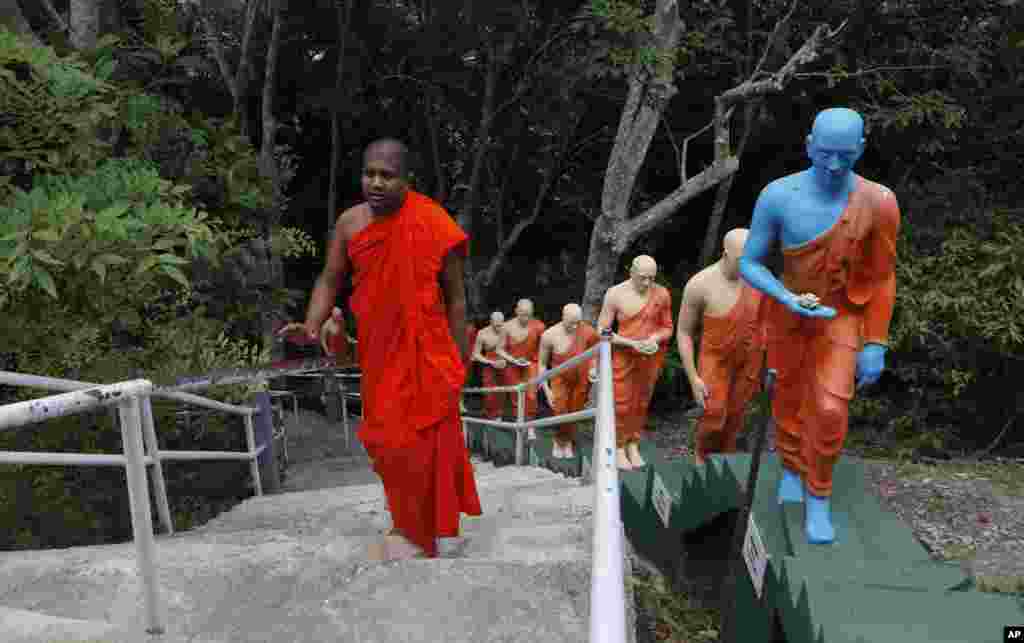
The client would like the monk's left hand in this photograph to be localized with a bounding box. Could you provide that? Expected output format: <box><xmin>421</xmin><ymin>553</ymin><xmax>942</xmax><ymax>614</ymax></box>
<box><xmin>855</xmin><ymin>343</ymin><xmax>886</xmax><ymax>390</ymax></box>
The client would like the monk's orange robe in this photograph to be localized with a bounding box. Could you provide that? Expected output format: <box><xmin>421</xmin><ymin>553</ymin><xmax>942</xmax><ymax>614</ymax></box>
<box><xmin>480</xmin><ymin>344</ymin><xmax>505</xmax><ymax>419</ymax></box>
<box><xmin>548</xmin><ymin>322</ymin><xmax>600</xmax><ymax>447</ymax></box>
<box><xmin>347</xmin><ymin>190</ymin><xmax>482</xmax><ymax>557</ymax></box>
<box><xmin>694</xmin><ymin>282</ymin><xmax>766</xmax><ymax>460</ymax></box>
<box><xmin>612</xmin><ymin>285</ymin><xmax>674</xmax><ymax>448</ymax></box>
<box><xmin>501</xmin><ymin>319</ymin><xmax>546</xmax><ymax>420</ymax></box>
<box><xmin>766</xmin><ymin>177</ymin><xmax>900</xmax><ymax>497</ymax></box>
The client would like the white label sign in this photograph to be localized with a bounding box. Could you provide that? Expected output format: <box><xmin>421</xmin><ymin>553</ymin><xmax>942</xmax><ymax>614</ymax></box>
<box><xmin>742</xmin><ymin>514</ymin><xmax>769</xmax><ymax>599</ymax></box>
<box><xmin>651</xmin><ymin>472</ymin><xmax>673</xmax><ymax>528</ymax></box>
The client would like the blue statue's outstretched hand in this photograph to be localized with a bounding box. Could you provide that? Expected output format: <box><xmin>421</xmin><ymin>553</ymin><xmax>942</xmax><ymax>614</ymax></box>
<box><xmin>855</xmin><ymin>343</ymin><xmax>886</xmax><ymax>390</ymax></box>
<box><xmin>783</xmin><ymin>297</ymin><xmax>837</xmax><ymax>319</ymax></box>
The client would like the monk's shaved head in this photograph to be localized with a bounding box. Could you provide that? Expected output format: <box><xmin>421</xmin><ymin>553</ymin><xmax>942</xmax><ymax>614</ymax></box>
<box><xmin>562</xmin><ymin>303</ymin><xmax>582</xmax><ymax>324</ymax></box>
<box><xmin>515</xmin><ymin>299</ymin><xmax>534</xmax><ymax>315</ymax></box>
<box><xmin>723</xmin><ymin>228</ymin><xmax>749</xmax><ymax>256</ymax></box>
<box><xmin>364</xmin><ymin>138</ymin><xmax>409</xmax><ymax>176</ymax></box>
<box><xmin>490</xmin><ymin>311</ymin><xmax>504</xmax><ymax>326</ymax></box>
<box><xmin>631</xmin><ymin>255</ymin><xmax>657</xmax><ymax>275</ymax></box>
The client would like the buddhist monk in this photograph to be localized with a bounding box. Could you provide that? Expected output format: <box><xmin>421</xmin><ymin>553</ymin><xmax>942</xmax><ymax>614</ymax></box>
<box><xmin>278</xmin><ymin>138</ymin><xmax>482</xmax><ymax>559</ymax></box>
<box><xmin>497</xmin><ymin>299</ymin><xmax>546</xmax><ymax>435</ymax></box>
<box><xmin>676</xmin><ymin>229</ymin><xmax>767</xmax><ymax>466</ymax></box>
<box><xmin>538</xmin><ymin>303</ymin><xmax>600</xmax><ymax>459</ymax></box>
<box><xmin>597</xmin><ymin>255</ymin><xmax>675</xmax><ymax>470</ymax></box>
<box><xmin>740</xmin><ymin>107</ymin><xmax>900</xmax><ymax>544</ymax></box>
<box><xmin>472</xmin><ymin>311</ymin><xmax>508</xmax><ymax>419</ymax></box>
<box><xmin>320</xmin><ymin>306</ymin><xmax>357</xmax><ymax>365</ymax></box>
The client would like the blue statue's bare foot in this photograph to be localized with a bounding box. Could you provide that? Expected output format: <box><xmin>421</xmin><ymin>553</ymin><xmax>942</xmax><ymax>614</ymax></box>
<box><xmin>805</xmin><ymin>494</ymin><xmax>835</xmax><ymax>544</ymax></box>
<box><xmin>778</xmin><ymin>468</ymin><xmax>804</xmax><ymax>504</ymax></box>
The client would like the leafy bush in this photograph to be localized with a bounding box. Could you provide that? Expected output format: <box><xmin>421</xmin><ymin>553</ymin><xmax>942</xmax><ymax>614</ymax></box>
<box><xmin>0</xmin><ymin>29</ymin><xmax>119</xmax><ymax>173</ymax></box>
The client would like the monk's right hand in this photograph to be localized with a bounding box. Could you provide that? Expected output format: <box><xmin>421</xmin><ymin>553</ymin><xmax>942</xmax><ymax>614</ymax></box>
<box><xmin>277</xmin><ymin>321</ymin><xmax>318</xmax><ymax>342</ymax></box>
<box><xmin>690</xmin><ymin>377</ymin><xmax>710</xmax><ymax>407</ymax></box>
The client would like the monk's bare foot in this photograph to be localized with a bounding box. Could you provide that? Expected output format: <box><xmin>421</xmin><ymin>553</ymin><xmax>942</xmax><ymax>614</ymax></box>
<box><xmin>527</xmin><ymin>427</ymin><xmax>537</xmax><ymax>440</ymax></box>
<box><xmin>564</xmin><ymin>443</ymin><xmax>574</xmax><ymax>459</ymax></box>
<box><xmin>368</xmin><ymin>529</ymin><xmax>427</xmax><ymax>561</ymax></box>
<box><xmin>616</xmin><ymin>448</ymin><xmax>633</xmax><ymax>470</ymax></box>
<box><xmin>627</xmin><ymin>442</ymin><xmax>646</xmax><ymax>468</ymax></box>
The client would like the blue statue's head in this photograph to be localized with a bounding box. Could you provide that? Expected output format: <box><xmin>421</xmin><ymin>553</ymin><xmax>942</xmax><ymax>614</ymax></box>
<box><xmin>805</xmin><ymin>108</ymin><xmax>865</xmax><ymax>190</ymax></box>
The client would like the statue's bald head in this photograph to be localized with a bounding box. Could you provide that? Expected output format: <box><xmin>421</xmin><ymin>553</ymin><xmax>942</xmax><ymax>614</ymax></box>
<box><xmin>723</xmin><ymin>228</ymin><xmax>748</xmax><ymax>257</ymax></box>
<box><xmin>515</xmin><ymin>299</ymin><xmax>534</xmax><ymax>323</ymax></box>
<box><xmin>631</xmin><ymin>255</ymin><xmax>657</xmax><ymax>274</ymax></box>
<box><xmin>364</xmin><ymin>139</ymin><xmax>409</xmax><ymax>176</ymax></box>
<box><xmin>490</xmin><ymin>311</ymin><xmax>505</xmax><ymax>327</ymax></box>
<box><xmin>810</xmin><ymin>108</ymin><xmax>864</xmax><ymax>141</ymax></box>
<box><xmin>562</xmin><ymin>303</ymin><xmax>582</xmax><ymax>326</ymax></box>
<box><xmin>629</xmin><ymin>255</ymin><xmax>658</xmax><ymax>293</ymax></box>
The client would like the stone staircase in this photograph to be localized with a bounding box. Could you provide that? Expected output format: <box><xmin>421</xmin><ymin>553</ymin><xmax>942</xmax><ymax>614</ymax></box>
<box><xmin>0</xmin><ymin>442</ymin><xmax>635</xmax><ymax>643</ymax></box>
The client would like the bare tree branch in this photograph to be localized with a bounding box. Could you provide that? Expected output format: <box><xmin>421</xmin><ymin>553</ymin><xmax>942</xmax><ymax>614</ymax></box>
<box><xmin>618</xmin><ymin>158</ymin><xmax>740</xmax><ymax>253</ymax></box>
<box><xmin>794</xmin><ymin>65</ymin><xmax>944</xmax><ymax>79</ymax></box>
<box><xmin>38</xmin><ymin>0</ymin><xmax>68</xmax><ymax>32</ymax></box>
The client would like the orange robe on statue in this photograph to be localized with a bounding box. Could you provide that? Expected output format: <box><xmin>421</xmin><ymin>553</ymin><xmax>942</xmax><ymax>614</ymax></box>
<box><xmin>480</xmin><ymin>346</ymin><xmax>505</xmax><ymax>419</ymax></box>
<box><xmin>766</xmin><ymin>177</ymin><xmax>899</xmax><ymax>497</ymax></box>
<box><xmin>501</xmin><ymin>319</ymin><xmax>546</xmax><ymax>420</ymax></box>
<box><xmin>694</xmin><ymin>283</ymin><xmax>767</xmax><ymax>460</ymax></box>
<box><xmin>548</xmin><ymin>322</ymin><xmax>600</xmax><ymax>447</ymax></box>
<box><xmin>613</xmin><ymin>286</ymin><xmax>674</xmax><ymax>448</ymax></box>
<box><xmin>347</xmin><ymin>190</ymin><xmax>482</xmax><ymax>557</ymax></box>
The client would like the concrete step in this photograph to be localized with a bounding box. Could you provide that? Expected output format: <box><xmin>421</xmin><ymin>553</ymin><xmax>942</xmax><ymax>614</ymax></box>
<box><xmin>0</xmin><ymin>522</ymin><xmax>598</xmax><ymax>643</ymax></box>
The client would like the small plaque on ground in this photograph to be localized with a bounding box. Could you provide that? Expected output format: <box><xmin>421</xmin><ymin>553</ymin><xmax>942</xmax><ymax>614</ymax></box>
<box><xmin>651</xmin><ymin>472</ymin><xmax>673</xmax><ymax>528</ymax></box>
<box><xmin>743</xmin><ymin>514</ymin><xmax>769</xmax><ymax>598</ymax></box>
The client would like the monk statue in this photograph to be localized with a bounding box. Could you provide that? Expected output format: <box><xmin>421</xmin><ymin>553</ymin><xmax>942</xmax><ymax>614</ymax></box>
<box><xmin>279</xmin><ymin>138</ymin><xmax>482</xmax><ymax>560</ymax></box>
<box><xmin>597</xmin><ymin>255</ymin><xmax>675</xmax><ymax>470</ymax></box>
<box><xmin>497</xmin><ymin>299</ymin><xmax>546</xmax><ymax>436</ymax></box>
<box><xmin>537</xmin><ymin>303</ymin><xmax>600</xmax><ymax>459</ymax></box>
<box><xmin>676</xmin><ymin>229</ymin><xmax>767</xmax><ymax>466</ymax></box>
<box><xmin>472</xmin><ymin>311</ymin><xmax>508</xmax><ymax>419</ymax></box>
<box><xmin>320</xmin><ymin>306</ymin><xmax>357</xmax><ymax>364</ymax></box>
<box><xmin>740</xmin><ymin>107</ymin><xmax>900</xmax><ymax>544</ymax></box>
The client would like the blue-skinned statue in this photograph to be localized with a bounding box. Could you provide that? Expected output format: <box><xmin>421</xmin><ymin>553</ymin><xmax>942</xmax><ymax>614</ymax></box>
<box><xmin>739</xmin><ymin>107</ymin><xmax>901</xmax><ymax>544</ymax></box>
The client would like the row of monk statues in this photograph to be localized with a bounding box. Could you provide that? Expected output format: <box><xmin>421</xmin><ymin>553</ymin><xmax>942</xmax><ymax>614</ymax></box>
<box><xmin>322</xmin><ymin>107</ymin><xmax>899</xmax><ymax>547</ymax></box>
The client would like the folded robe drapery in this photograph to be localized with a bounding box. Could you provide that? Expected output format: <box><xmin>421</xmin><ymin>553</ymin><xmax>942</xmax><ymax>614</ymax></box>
<box><xmin>694</xmin><ymin>282</ymin><xmax>766</xmax><ymax>460</ymax></box>
<box><xmin>547</xmin><ymin>322</ymin><xmax>599</xmax><ymax>447</ymax></box>
<box><xmin>611</xmin><ymin>285</ymin><xmax>674</xmax><ymax>448</ymax></box>
<box><xmin>765</xmin><ymin>177</ymin><xmax>900</xmax><ymax>497</ymax></box>
<box><xmin>501</xmin><ymin>319</ymin><xmax>545</xmax><ymax>420</ymax></box>
<box><xmin>346</xmin><ymin>190</ymin><xmax>482</xmax><ymax>556</ymax></box>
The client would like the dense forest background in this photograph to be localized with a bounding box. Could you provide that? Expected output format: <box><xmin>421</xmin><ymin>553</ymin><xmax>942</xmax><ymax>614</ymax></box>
<box><xmin>1</xmin><ymin>0</ymin><xmax>1022</xmax><ymax>549</ymax></box>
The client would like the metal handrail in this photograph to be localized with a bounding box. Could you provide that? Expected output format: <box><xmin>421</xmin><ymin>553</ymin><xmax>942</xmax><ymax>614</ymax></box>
<box><xmin>0</xmin><ymin>380</ymin><xmax>166</xmax><ymax>634</ymax></box>
<box><xmin>0</xmin><ymin>370</ymin><xmax>270</xmax><ymax>538</ymax></box>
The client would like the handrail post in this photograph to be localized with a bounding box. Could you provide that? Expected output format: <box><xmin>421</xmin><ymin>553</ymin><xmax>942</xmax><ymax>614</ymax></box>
<box><xmin>243</xmin><ymin>411</ymin><xmax>263</xmax><ymax>496</ymax></box>
<box><xmin>515</xmin><ymin>386</ymin><xmax>526</xmax><ymax>465</ymax></box>
<box><xmin>339</xmin><ymin>375</ymin><xmax>351</xmax><ymax>452</ymax></box>
<box><xmin>590</xmin><ymin>333</ymin><xmax>627</xmax><ymax>643</ymax></box>
<box><xmin>139</xmin><ymin>395</ymin><xmax>174</xmax><ymax>535</ymax></box>
<box><xmin>117</xmin><ymin>394</ymin><xmax>165</xmax><ymax>635</ymax></box>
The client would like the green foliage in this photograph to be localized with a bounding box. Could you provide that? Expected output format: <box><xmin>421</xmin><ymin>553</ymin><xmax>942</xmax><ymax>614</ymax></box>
<box><xmin>0</xmin><ymin>29</ymin><xmax>119</xmax><ymax>173</ymax></box>
<box><xmin>272</xmin><ymin>227</ymin><xmax>318</xmax><ymax>260</ymax></box>
<box><xmin>587</xmin><ymin>0</ymin><xmax>678</xmax><ymax>79</ymax></box>
<box><xmin>0</xmin><ymin>158</ymin><xmax>219</xmax><ymax>322</ymax></box>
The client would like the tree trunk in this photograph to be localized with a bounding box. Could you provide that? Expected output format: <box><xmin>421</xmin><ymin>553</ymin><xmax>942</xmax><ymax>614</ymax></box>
<box><xmin>425</xmin><ymin>89</ymin><xmax>447</xmax><ymax>204</ymax></box>
<box><xmin>458</xmin><ymin>39</ymin><xmax>500</xmax><ymax>316</ymax></box>
<box><xmin>580</xmin><ymin>0</ymin><xmax>685</xmax><ymax>322</ymax></box>
<box><xmin>258</xmin><ymin>0</ymin><xmax>286</xmax><ymax>359</ymax></box>
<box><xmin>69</xmin><ymin>0</ymin><xmax>100</xmax><ymax>49</ymax></box>
<box><xmin>327</xmin><ymin>0</ymin><xmax>354</xmax><ymax>233</ymax></box>
<box><xmin>697</xmin><ymin>100</ymin><xmax>760</xmax><ymax>268</ymax></box>
<box><xmin>0</xmin><ymin>0</ymin><xmax>42</xmax><ymax>45</ymax></box>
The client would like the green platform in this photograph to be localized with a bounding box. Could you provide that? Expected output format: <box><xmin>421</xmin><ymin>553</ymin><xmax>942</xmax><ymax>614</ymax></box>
<box><xmin>464</xmin><ymin>422</ymin><xmax>1023</xmax><ymax>643</ymax></box>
